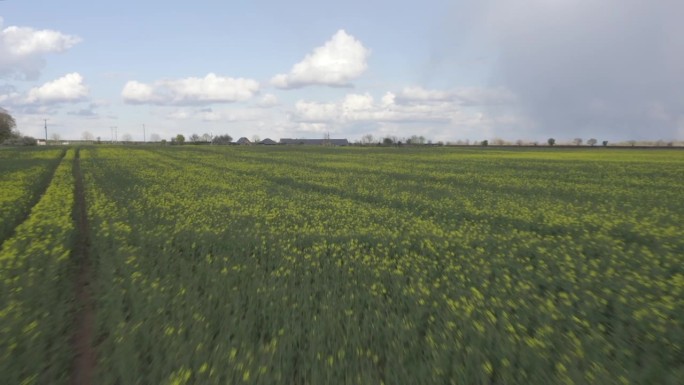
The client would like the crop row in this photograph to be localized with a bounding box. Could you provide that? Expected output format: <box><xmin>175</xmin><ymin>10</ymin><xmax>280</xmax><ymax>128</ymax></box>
<box><xmin>0</xmin><ymin>149</ymin><xmax>76</xmax><ymax>385</ymax></box>
<box><xmin>80</xmin><ymin>146</ymin><xmax>683</xmax><ymax>384</ymax></box>
<box><xmin>0</xmin><ymin>148</ymin><xmax>65</xmax><ymax>243</ymax></box>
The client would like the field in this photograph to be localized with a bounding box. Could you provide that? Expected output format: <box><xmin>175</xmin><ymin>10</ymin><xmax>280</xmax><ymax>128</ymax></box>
<box><xmin>1</xmin><ymin>145</ymin><xmax>683</xmax><ymax>384</ymax></box>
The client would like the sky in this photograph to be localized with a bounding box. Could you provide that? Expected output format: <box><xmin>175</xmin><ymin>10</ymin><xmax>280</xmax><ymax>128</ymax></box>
<box><xmin>1</xmin><ymin>0</ymin><xmax>683</xmax><ymax>143</ymax></box>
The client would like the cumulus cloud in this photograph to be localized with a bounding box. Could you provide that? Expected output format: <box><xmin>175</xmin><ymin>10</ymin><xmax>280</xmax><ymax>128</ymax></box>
<box><xmin>25</xmin><ymin>73</ymin><xmax>88</xmax><ymax>104</ymax></box>
<box><xmin>166</xmin><ymin>107</ymin><xmax>266</xmax><ymax>122</ymax></box>
<box><xmin>285</xmin><ymin>88</ymin><xmax>526</xmax><ymax>141</ymax></box>
<box><xmin>255</xmin><ymin>93</ymin><xmax>279</xmax><ymax>108</ymax></box>
<box><xmin>122</xmin><ymin>73</ymin><xmax>260</xmax><ymax>105</ymax></box>
<box><xmin>293</xmin><ymin>92</ymin><xmax>454</xmax><ymax>124</ymax></box>
<box><xmin>1</xmin><ymin>72</ymin><xmax>89</xmax><ymax>107</ymax></box>
<box><xmin>272</xmin><ymin>30</ymin><xmax>370</xmax><ymax>89</ymax></box>
<box><xmin>394</xmin><ymin>86</ymin><xmax>516</xmax><ymax>106</ymax></box>
<box><xmin>473</xmin><ymin>0</ymin><xmax>684</xmax><ymax>139</ymax></box>
<box><xmin>0</xmin><ymin>17</ymin><xmax>81</xmax><ymax>79</ymax></box>
<box><xmin>396</xmin><ymin>87</ymin><xmax>453</xmax><ymax>103</ymax></box>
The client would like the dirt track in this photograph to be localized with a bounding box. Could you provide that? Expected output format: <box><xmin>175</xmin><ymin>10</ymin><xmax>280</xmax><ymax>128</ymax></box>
<box><xmin>71</xmin><ymin>149</ymin><xmax>95</xmax><ymax>385</ymax></box>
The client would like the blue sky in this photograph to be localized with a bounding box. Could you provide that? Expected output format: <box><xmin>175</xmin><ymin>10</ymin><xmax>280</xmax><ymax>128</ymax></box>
<box><xmin>1</xmin><ymin>0</ymin><xmax>683</xmax><ymax>143</ymax></box>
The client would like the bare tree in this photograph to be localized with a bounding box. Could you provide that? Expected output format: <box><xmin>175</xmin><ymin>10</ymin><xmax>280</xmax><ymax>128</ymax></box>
<box><xmin>201</xmin><ymin>133</ymin><xmax>212</xmax><ymax>142</ymax></box>
<box><xmin>587</xmin><ymin>138</ymin><xmax>597</xmax><ymax>146</ymax></box>
<box><xmin>121</xmin><ymin>133</ymin><xmax>133</xmax><ymax>143</ymax></box>
<box><xmin>361</xmin><ymin>134</ymin><xmax>374</xmax><ymax>145</ymax></box>
<box><xmin>50</xmin><ymin>133</ymin><xmax>61</xmax><ymax>142</ymax></box>
<box><xmin>573</xmin><ymin>138</ymin><xmax>583</xmax><ymax>146</ymax></box>
<box><xmin>252</xmin><ymin>135</ymin><xmax>261</xmax><ymax>143</ymax></box>
<box><xmin>149</xmin><ymin>133</ymin><xmax>161</xmax><ymax>142</ymax></box>
<box><xmin>82</xmin><ymin>131</ymin><xmax>94</xmax><ymax>141</ymax></box>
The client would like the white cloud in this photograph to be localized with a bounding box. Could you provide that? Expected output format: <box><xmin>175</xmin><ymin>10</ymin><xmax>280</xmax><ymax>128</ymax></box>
<box><xmin>25</xmin><ymin>73</ymin><xmax>89</xmax><ymax>104</ymax></box>
<box><xmin>121</xmin><ymin>81</ymin><xmax>156</xmax><ymax>104</ymax></box>
<box><xmin>166</xmin><ymin>107</ymin><xmax>267</xmax><ymax>122</ymax></box>
<box><xmin>395</xmin><ymin>86</ymin><xmax>516</xmax><ymax>106</ymax></box>
<box><xmin>272</xmin><ymin>30</ymin><xmax>370</xmax><ymax>89</ymax></box>
<box><xmin>0</xmin><ymin>18</ymin><xmax>81</xmax><ymax>78</ymax></box>
<box><xmin>286</xmin><ymin>88</ymin><xmax>525</xmax><ymax>141</ymax></box>
<box><xmin>122</xmin><ymin>73</ymin><xmax>260</xmax><ymax>105</ymax></box>
<box><xmin>293</xmin><ymin>92</ymin><xmax>455</xmax><ymax>124</ymax></box>
<box><xmin>396</xmin><ymin>87</ymin><xmax>453</xmax><ymax>103</ymax></box>
<box><xmin>255</xmin><ymin>93</ymin><xmax>279</xmax><ymax>108</ymax></box>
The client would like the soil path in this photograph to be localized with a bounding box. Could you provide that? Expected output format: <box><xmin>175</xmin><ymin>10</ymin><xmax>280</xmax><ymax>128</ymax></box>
<box><xmin>71</xmin><ymin>149</ymin><xmax>96</xmax><ymax>385</ymax></box>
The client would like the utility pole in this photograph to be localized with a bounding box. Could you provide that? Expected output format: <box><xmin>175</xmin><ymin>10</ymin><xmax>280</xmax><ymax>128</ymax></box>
<box><xmin>143</xmin><ymin>124</ymin><xmax>146</xmax><ymax>143</ymax></box>
<box><xmin>44</xmin><ymin>119</ymin><xmax>48</xmax><ymax>142</ymax></box>
<box><xmin>110</xmin><ymin>126</ymin><xmax>118</xmax><ymax>143</ymax></box>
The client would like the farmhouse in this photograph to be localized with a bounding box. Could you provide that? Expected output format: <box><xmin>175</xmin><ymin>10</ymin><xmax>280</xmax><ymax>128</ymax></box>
<box><xmin>259</xmin><ymin>138</ymin><xmax>277</xmax><ymax>145</ymax></box>
<box><xmin>236</xmin><ymin>137</ymin><xmax>251</xmax><ymax>145</ymax></box>
<box><xmin>279</xmin><ymin>138</ymin><xmax>349</xmax><ymax>146</ymax></box>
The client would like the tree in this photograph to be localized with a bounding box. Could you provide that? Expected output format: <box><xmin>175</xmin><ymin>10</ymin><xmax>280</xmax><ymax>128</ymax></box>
<box><xmin>547</xmin><ymin>138</ymin><xmax>555</xmax><ymax>146</ymax></box>
<box><xmin>189</xmin><ymin>133</ymin><xmax>201</xmax><ymax>143</ymax></box>
<box><xmin>0</xmin><ymin>109</ymin><xmax>17</xmax><ymax>143</ymax></box>
<box><xmin>150</xmin><ymin>133</ymin><xmax>161</xmax><ymax>142</ymax></box>
<box><xmin>361</xmin><ymin>134</ymin><xmax>374</xmax><ymax>145</ymax></box>
<box><xmin>122</xmin><ymin>133</ymin><xmax>133</xmax><ymax>143</ymax></box>
<box><xmin>628</xmin><ymin>140</ymin><xmax>636</xmax><ymax>147</ymax></box>
<box><xmin>516</xmin><ymin>139</ymin><xmax>524</xmax><ymax>146</ymax></box>
<box><xmin>407</xmin><ymin>135</ymin><xmax>427</xmax><ymax>145</ymax></box>
<box><xmin>201</xmin><ymin>133</ymin><xmax>212</xmax><ymax>142</ymax></box>
<box><xmin>175</xmin><ymin>134</ymin><xmax>185</xmax><ymax>145</ymax></box>
<box><xmin>50</xmin><ymin>133</ymin><xmax>62</xmax><ymax>142</ymax></box>
<box><xmin>481</xmin><ymin>140</ymin><xmax>489</xmax><ymax>146</ymax></box>
<box><xmin>252</xmin><ymin>135</ymin><xmax>261</xmax><ymax>143</ymax></box>
<box><xmin>382</xmin><ymin>137</ymin><xmax>394</xmax><ymax>145</ymax></box>
<box><xmin>82</xmin><ymin>131</ymin><xmax>95</xmax><ymax>141</ymax></box>
<box><xmin>2</xmin><ymin>136</ymin><xmax>37</xmax><ymax>146</ymax></box>
<box><xmin>602</xmin><ymin>140</ymin><xmax>608</xmax><ymax>147</ymax></box>
<box><xmin>587</xmin><ymin>138</ymin><xmax>597</xmax><ymax>146</ymax></box>
<box><xmin>573</xmin><ymin>138</ymin><xmax>583</xmax><ymax>146</ymax></box>
<box><xmin>212</xmin><ymin>134</ymin><xmax>233</xmax><ymax>145</ymax></box>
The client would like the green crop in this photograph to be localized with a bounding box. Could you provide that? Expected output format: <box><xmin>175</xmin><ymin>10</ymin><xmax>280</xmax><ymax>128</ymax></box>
<box><xmin>0</xmin><ymin>148</ymin><xmax>65</xmax><ymax>243</ymax></box>
<box><xmin>0</xmin><ymin>149</ymin><xmax>76</xmax><ymax>385</ymax></box>
<box><xmin>1</xmin><ymin>145</ymin><xmax>682</xmax><ymax>384</ymax></box>
<box><xmin>76</xmin><ymin>146</ymin><xmax>683</xmax><ymax>385</ymax></box>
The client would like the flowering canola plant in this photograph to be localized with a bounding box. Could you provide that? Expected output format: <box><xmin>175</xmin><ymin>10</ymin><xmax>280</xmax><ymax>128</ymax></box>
<box><xmin>0</xmin><ymin>149</ymin><xmax>76</xmax><ymax>385</ymax></box>
<box><xmin>0</xmin><ymin>148</ymin><xmax>65</xmax><ymax>242</ymax></box>
<box><xmin>20</xmin><ymin>145</ymin><xmax>684</xmax><ymax>384</ymax></box>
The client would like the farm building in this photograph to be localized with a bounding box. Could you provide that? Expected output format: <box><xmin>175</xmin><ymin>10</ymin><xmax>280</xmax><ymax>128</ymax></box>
<box><xmin>236</xmin><ymin>137</ymin><xmax>251</xmax><ymax>145</ymax></box>
<box><xmin>279</xmin><ymin>138</ymin><xmax>349</xmax><ymax>146</ymax></box>
<box><xmin>259</xmin><ymin>138</ymin><xmax>277</xmax><ymax>145</ymax></box>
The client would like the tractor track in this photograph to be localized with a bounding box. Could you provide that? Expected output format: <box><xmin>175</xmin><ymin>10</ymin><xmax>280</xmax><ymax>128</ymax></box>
<box><xmin>70</xmin><ymin>148</ymin><xmax>96</xmax><ymax>385</ymax></box>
